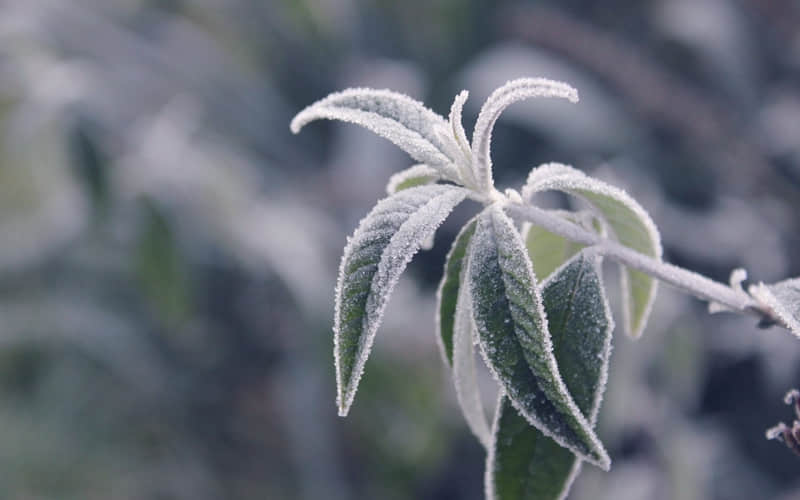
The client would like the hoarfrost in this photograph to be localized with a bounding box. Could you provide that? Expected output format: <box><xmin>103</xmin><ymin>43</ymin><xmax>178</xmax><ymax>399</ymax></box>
<box><xmin>749</xmin><ymin>277</ymin><xmax>800</xmax><ymax>338</ymax></box>
<box><xmin>290</xmin><ymin>87</ymin><xmax>460</xmax><ymax>173</ymax></box>
<box><xmin>385</xmin><ymin>164</ymin><xmax>440</xmax><ymax>194</ymax></box>
<box><xmin>468</xmin><ymin>206</ymin><xmax>609</xmax><ymax>469</ymax></box>
<box><xmin>522</xmin><ymin>162</ymin><xmax>662</xmax><ymax>339</ymax></box>
<box><xmin>334</xmin><ymin>185</ymin><xmax>467</xmax><ymax>416</ymax></box>
<box><xmin>471</xmin><ymin>78</ymin><xmax>579</xmax><ymax>192</ymax></box>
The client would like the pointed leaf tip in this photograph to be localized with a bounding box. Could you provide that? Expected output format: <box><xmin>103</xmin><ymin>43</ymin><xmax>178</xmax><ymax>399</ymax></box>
<box><xmin>334</xmin><ymin>184</ymin><xmax>467</xmax><ymax>415</ymax></box>
<box><xmin>487</xmin><ymin>252</ymin><xmax>615</xmax><ymax>499</ymax></box>
<box><xmin>469</xmin><ymin>206</ymin><xmax>609</xmax><ymax>469</ymax></box>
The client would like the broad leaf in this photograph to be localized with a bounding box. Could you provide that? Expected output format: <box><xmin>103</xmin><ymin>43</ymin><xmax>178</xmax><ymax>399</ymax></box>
<box><xmin>750</xmin><ymin>278</ymin><xmax>800</xmax><ymax>338</ymax></box>
<box><xmin>487</xmin><ymin>252</ymin><xmax>614</xmax><ymax>500</ymax></box>
<box><xmin>386</xmin><ymin>164</ymin><xmax>441</xmax><ymax>194</ymax></box>
<box><xmin>522</xmin><ymin>211</ymin><xmax>602</xmax><ymax>281</ymax></box>
<box><xmin>452</xmin><ymin>264</ymin><xmax>492</xmax><ymax>447</ymax></box>
<box><xmin>291</xmin><ymin>88</ymin><xmax>459</xmax><ymax>176</ymax></box>
<box><xmin>436</xmin><ymin>219</ymin><xmax>478</xmax><ymax>365</ymax></box>
<box><xmin>471</xmin><ymin>79</ymin><xmax>579</xmax><ymax>192</ymax></box>
<box><xmin>522</xmin><ymin>163</ymin><xmax>662</xmax><ymax>339</ymax></box>
<box><xmin>334</xmin><ymin>185</ymin><xmax>467</xmax><ymax>416</ymax></box>
<box><xmin>468</xmin><ymin>206</ymin><xmax>609</xmax><ymax>469</ymax></box>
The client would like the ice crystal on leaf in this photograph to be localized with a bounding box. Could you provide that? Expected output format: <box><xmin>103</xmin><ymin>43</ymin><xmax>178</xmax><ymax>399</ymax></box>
<box><xmin>291</xmin><ymin>76</ymin><xmax>794</xmax><ymax>500</ymax></box>
<box><xmin>522</xmin><ymin>163</ymin><xmax>662</xmax><ymax>339</ymax></box>
<box><xmin>332</xmin><ymin>184</ymin><xmax>467</xmax><ymax>416</ymax></box>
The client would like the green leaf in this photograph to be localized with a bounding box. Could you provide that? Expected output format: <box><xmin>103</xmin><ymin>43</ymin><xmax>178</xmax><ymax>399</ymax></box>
<box><xmin>468</xmin><ymin>206</ymin><xmax>609</xmax><ymax>469</ymax></box>
<box><xmin>750</xmin><ymin>277</ymin><xmax>800</xmax><ymax>338</ymax></box>
<box><xmin>522</xmin><ymin>163</ymin><xmax>662</xmax><ymax>339</ymax></box>
<box><xmin>334</xmin><ymin>184</ymin><xmax>467</xmax><ymax>416</ymax></box>
<box><xmin>386</xmin><ymin>164</ymin><xmax>441</xmax><ymax>194</ymax></box>
<box><xmin>487</xmin><ymin>252</ymin><xmax>614</xmax><ymax>499</ymax></box>
<box><xmin>452</xmin><ymin>263</ymin><xmax>492</xmax><ymax>447</ymax></box>
<box><xmin>522</xmin><ymin>211</ymin><xmax>602</xmax><ymax>281</ymax></box>
<box><xmin>436</xmin><ymin>218</ymin><xmax>477</xmax><ymax>365</ymax></box>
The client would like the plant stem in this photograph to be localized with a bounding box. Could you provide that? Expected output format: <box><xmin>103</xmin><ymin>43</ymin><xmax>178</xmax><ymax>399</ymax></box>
<box><xmin>505</xmin><ymin>202</ymin><xmax>780</xmax><ymax>325</ymax></box>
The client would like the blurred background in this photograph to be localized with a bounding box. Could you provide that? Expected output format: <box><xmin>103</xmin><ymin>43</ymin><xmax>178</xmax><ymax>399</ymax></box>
<box><xmin>0</xmin><ymin>0</ymin><xmax>799</xmax><ymax>498</ymax></box>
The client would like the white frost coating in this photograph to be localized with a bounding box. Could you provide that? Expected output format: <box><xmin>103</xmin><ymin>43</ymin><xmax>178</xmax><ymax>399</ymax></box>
<box><xmin>385</xmin><ymin>164</ymin><xmax>440</xmax><ymax>194</ymax></box>
<box><xmin>290</xmin><ymin>87</ymin><xmax>461</xmax><ymax>171</ymax></box>
<box><xmin>766</xmin><ymin>422</ymin><xmax>788</xmax><ymax>440</ymax></box>
<box><xmin>335</xmin><ymin>185</ymin><xmax>468</xmax><ymax>416</ymax></box>
<box><xmin>469</xmin><ymin>206</ymin><xmax>610</xmax><ymax>470</ymax></box>
<box><xmin>544</xmin><ymin>251</ymin><xmax>616</xmax><ymax>500</ymax></box>
<box><xmin>522</xmin><ymin>163</ymin><xmax>663</xmax><ymax>339</ymax></box>
<box><xmin>453</xmin><ymin>269</ymin><xmax>492</xmax><ymax>448</ymax></box>
<box><xmin>485</xmin><ymin>392</ymin><xmax>504</xmax><ymax>500</ymax></box>
<box><xmin>471</xmin><ymin>79</ymin><xmax>579</xmax><ymax>193</ymax></box>
<box><xmin>709</xmin><ymin>268</ymin><xmax>748</xmax><ymax>314</ymax></box>
<box><xmin>450</xmin><ymin>90</ymin><xmax>472</xmax><ymax>156</ymax></box>
<box><xmin>749</xmin><ymin>278</ymin><xmax>800</xmax><ymax>338</ymax></box>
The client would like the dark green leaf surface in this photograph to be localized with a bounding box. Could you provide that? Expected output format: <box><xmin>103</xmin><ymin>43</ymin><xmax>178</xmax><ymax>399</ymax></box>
<box><xmin>488</xmin><ymin>252</ymin><xmax>614</xmax><ymax>499</ymax></box>
<box><xmin>468</xmin><ymin>207</ymin><xmax>609</xmax><ymax>469</ymax></box>
<box><xmin>436</xmin><ymin>218</ymin><xmax>477</xmax><ymax>366</ymax></box>
<box><xmin>334</xmin><ymin>184</ymin><xmax>467</xmax><ymax>416</ymax></box>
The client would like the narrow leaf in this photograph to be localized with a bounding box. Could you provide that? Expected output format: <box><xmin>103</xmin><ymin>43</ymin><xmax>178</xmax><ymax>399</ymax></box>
<box><xmin>522</xmin><ymin>163</ymin><xmax>662</xmax><ymax>339</ymax></box>
<box><xmin>750</xmin><ymin>278</ymin><xmax>800</xmax><ymax>337</ymax></box>
<box><xmin>335</xmin><ymin>185</ymin><xmax>467</xmax><ymax>416</ymax></box>
<box><xmin>487</xmin><ymin>252</ymin><xmax>614</xmax><ymax>500</ymax></box>
<box><xmin>453</xmin><ymin>267</ymin><xmax>492</xmax><ymax>447</ymax></box>
<box><xmin>436</xmin><ymin>218</ymin><xmax>478</xmax><ymax>365</ymax></box>
<box><xmin>468</xmin><ymin>206</ymin><xmax>609</xmax><ymax>469</ymax></box>
<box><xmin>291</xmin><ymin>88</ymin><xmax>459</xmax><ymax>172</ymax></box>
<box><xmin>522</xmin><ymin>210</ymin><xmax>602</xmax><ymax>281</ymax></box>
<box><xmin>471</xmin><ymin>79</ymin><xmax>579</xmax><ymax>192</ymax></box>
<box><xmin>386</xmin><ymin>164</ymin><xmax>441</xmax><ymax>194</ymax></box>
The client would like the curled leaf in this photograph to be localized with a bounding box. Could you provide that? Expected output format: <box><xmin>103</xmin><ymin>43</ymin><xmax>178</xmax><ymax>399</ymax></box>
<box><xmin>291</xmin><ymin>88</ymin><xmax>459</xmax><ymax>175</ymax></box>
<box><xmin>468</xmin><ymin>206</ymin><xmax>609</xmax><ymax>469</ymax></box>
<box><xmin>522</xmin><ymin>163</ymin><xmax>662</xmax><ymax>339</ymax></box>
<box><xmin>471</xmin><ymin>79</ymin><xmax>579</xmax><ymax>192</ymax></box>
<box><xmin>487</xmin><ymin>252</ymin><xmax>614</xmax><ymax>500</ymax></box>
<box><xmin>335</xmin><ymin>185</ymin><xmax>467</xmax><ymax>416</ymax></box>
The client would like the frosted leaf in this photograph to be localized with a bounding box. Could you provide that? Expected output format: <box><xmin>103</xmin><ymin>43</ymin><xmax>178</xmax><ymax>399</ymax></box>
<box><xmin>523</xmin><ymin>210</ymin><xmax>603</xmax><ymax>281</ymax></box>
<box><xmin>291</xmin><ymin>87</ymin><xmax>460</xmax><ymax>171</ymax></box>
<box><xmin>468</xmin><ymin>206</ymin><xmax>609</xmax><ymax>469</ymax></box>
<box><xmin>486</xmin><ymin>252</ymin><xmax>615</xmax><ymax>500</ymax></box>
<box><xmin>471</xmin><ymin>79</ymin><xmax>579</xmax><ymax>192</ymax></box>
<box><xmin>749</xmin><ymin>277</ymin><xmax>800</xmax><ymax>338</ymax></box>
<box><xmin>450</xmin><ymin>90</ymin><xmax>472</xmax><ymax>156</ymax></box>
<box><xmin>522</xmin><ymin>163</ymin><xmax>662</xmax><ymax>339</ymax></box>
<box><xmin>453</xmin><ymin>262</ymin><xmax>493</xmax><ymax>447</ymax></box>
<box><xmin>386</xmin><ymin>164</ymin><xmax>441</xmax><ymax>194</ymax></box>
<box><xmin>436</xmin><ymin>218</ymin><xmax>478</xmax><ymax>365</ymax></box>
<box><xmin>335</xmin><ymin>185</ymin><xmax>468</xmax><ymax>416</ymax></box>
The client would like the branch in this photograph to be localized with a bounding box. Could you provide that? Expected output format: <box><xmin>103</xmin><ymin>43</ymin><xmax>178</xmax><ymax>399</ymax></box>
<box><xmin>504</xmin><ymin>202</ymin><xmax>784</xmax><ymax>327</ymax></box>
